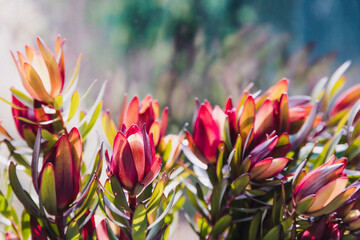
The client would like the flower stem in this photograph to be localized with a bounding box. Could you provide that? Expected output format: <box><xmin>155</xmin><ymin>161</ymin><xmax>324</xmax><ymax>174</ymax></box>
<box><xmin>55</xmin><ymin>215</ymin><xmax>65</xmax><ymax>239</ymax></box>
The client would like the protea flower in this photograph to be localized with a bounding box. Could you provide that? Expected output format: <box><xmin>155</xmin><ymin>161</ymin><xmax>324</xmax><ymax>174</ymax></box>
<box><xmin>300</xmin><ymin>217</ymin><xmax>343</xmax><ymax>240</ymax></box>
<box><xmin>331</xmin><ymin>84</ymin><xmax>360</xmax><ymax>117</ymax></box>
<box><xmin>335</xmin><ymin>181</ymin><xmax>360</xmax><ymax>232</ymax></box>
<box><xmin>107</xmin><ymin>124</ymin><xmax>161</xmax><ymax>193</ymax></box>
<box><xmin>103</xmin><ymin>95</ymin><xmax>168</xmax><ymax>147</ymax></box>
<box><xmin>293</xmin><ymin>156</ymin><xmax>356</xmax><ymax>216</ymax></box>
<box><xmin>186</xmin><ymin>100</ymin><xmax>226</xmax><ymax>165</ymax></box>
<box><xmin>38</xmin><ymin>127</ymin><xmax>82</xmax><ymax>215</ymax></box>
<box><xmin>246</xmin><ymin>136</ymin><xmax>292</xmax><ymax>181</ymax></box>
<box><xmin>158</xmin><ymin>133</ymin><xmax>184</xmax><ymax>171</ymax></box>
<box><xmin>11</xmin><ymin>94</ymin><xmax>54</xmax><ymax>144</ymax></box>
<box><xmin>11</xmin><ymin>36</ymin><xmax>65</xmax><ymax>104</ymax></box>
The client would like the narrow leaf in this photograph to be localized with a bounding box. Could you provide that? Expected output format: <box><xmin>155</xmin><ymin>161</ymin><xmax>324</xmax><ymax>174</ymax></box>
<box><xmin>132</xmin><ymin>203</ymin><xmax>147</xmax><ymax>240</ymax></box>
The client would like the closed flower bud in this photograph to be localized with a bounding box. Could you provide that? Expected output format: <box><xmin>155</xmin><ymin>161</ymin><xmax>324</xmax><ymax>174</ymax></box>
<box><xmin>109</xmin><ymin>124</ymin><xmax>161</xmax><ymax>193</ymax></box>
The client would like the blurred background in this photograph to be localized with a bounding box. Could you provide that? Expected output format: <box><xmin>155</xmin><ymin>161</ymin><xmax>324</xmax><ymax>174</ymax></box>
<box><xmin>1</xmin><ymin>0</ymin><xmax>360</xmax><ymax>134</ymax></box>
<box><xmin>1</xmin><ymin>0</ymin><xmax>360</xmax><ymax>238</ymax></box>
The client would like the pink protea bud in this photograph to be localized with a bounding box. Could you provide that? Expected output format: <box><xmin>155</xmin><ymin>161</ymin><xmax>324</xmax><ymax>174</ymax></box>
<box><xmin>109</xmin><ymin>124</ymin><xmax>161</xmax><ymax>193</ymax></box>
<box><xmin>121</xmin><ymin>95</ymin><xmax>168</xmax><ymax>146</ymax></box>
<box><xmin>186</xmin><ymin>102</ymin><xmax>223</xmax><ymax>164</ymax></box>
<box><xmin>11</xmin><ymin>94</ymin><xmax>54</xmax><ymax>143</ymax></box>
<box><xmin>294</xmin><ymin>156</ymin><xmax>356</xmax><ymax>216</ymax></box>
<box><xmin>11</xmin><ymin>37</ymin><xmax>66</xmax><ymax>103</ymax></box>
<box><xmin>38</xmin><ymin>128</ymin><xmax>82</xmax><ymax>214</ymax></box>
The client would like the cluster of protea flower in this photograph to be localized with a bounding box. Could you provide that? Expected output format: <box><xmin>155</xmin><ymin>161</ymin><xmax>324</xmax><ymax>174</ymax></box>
<box><xmin>4</xmin><ymin>36</ymin><xmax>360</xmax><ymax>240</ymax></box>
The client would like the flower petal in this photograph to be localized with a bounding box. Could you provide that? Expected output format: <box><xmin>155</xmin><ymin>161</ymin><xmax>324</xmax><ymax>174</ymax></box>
<box><xmin>23</xmin><ymin>62</ymin><xmax>52</xmax><ymax>103</ymax></box>
<box><xmin>254</xmin><ymin>99</ymin><xmax>275</xmax><ymax>143</ymax></box>
<box><xmin>249</xmin><ymin>135</ymin><xmax>278</xmax><ymax>164</ymax></box>
<box><xmin>193</xmin><ymin>104</ymin><xmax>220</xmax><ymax>163</ymax></box>
<box><xmin>68</xmin><ymin>127</ymin><xmax>82</xmax><ymax>178</ymax></box>
<box><xmin>250</xmin><ymin>158</ymin><xmax>272</xmax><ymax>180</ymax></box>
<box><xmin>112</xmin><ymin>131</ymin><xmax>138</xmax><ymax>190</ymax></box>
<box><xmin>126</xmin><ymin>125</ymin><xmax>146</xmax><ymax>182</ymax></box>
<box><xmin>239</xmin><ymin>96</ymin><xmax>255</xmax><ymax>145</ymax></box>
<box><xmin>331</xmin><ymin>84</ymin><xmax>360</xmax><ymax>116</ymax></box>
<box><xmin>278</xmin><ymin>93</ymin><xmax>290</xmax><ymax>133</ymax></box>
<box><xmin>160</xmin><ymin>107</ymin><xmax>168</xmax><ymax>138</ymax></box>
<box><xmin>253</xmin><ymin>157</ymin><xmax>291</xmax><ymax>181</ymax></box>
<box><xmin>307</xmin><ymin>177</ymin><xmax>348</xmax><ymax>213</ymax></box>
<box><xmin>37</xmin><ymin>37</ymin><xmax>63</xmax><ymax>97</ymax></box>
<box><xmin>54</xmin><ymin>135</ymin><xmax>76</xmax><ymax>211</ymax></box>
<box><xmin>141</xmin><ymin>155</ymin><xmax>161</xmax><ymax>188</ymax></box>
<box><xmin>124</xmin><ymin>96</ymin><xmax>139</xmax><ymax>129</ymax></box>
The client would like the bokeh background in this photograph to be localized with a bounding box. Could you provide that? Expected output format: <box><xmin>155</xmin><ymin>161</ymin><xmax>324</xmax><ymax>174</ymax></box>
<box><xmin>1</xmin><ymin>0</ymin><xmax>360</xmax><ymax>238</ymax></box>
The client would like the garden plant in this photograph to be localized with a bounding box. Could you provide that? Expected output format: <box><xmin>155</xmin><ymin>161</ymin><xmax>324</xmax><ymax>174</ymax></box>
<box><xmin>0</xmin><ymin>36</ymin><xmax>360</xmax><ymax>240</ymax></box>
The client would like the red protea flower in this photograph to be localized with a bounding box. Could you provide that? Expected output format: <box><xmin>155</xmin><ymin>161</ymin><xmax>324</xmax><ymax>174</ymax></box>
<box><xmin>11</xmin><ymin>36</ymin><xmax>66</xmax><ymax>103</ymax></box>
<box><xmin>82</xmin><ymin>210</ymin><xmax>96</xmax><ymax>240</ymax></box>
<box><xmin>294</xmin><ymin>156</ymin><xmax>356</xmax><ymax>216</ymax></box>
<box><xmin>186</xmin><ymin>100</ymin><xmax>226</xmax><ymax>165</ymax></box>
<box><xmin>331</xmin><ymin>84</ymin><xmax>360</xmax><ymax>116</ymax></box>
<box><xmin>103</xmin><ymin>95</ymin><xmax>168</xmax><ymax>147</ymax></box>
<box><xmin>300</xmin><ymin>217</ymin><xmax>343</xmax><ymax>240</ymax></box>
<box><xmin>11</xmin><ymin>94</ymin><xmax>54</xmax><ymax>143</ymax></box>
<box><xmin>107</xmin><ymin>124</ymin><xmax>161</xmax><ymax>193</ymax></box>
<box><xmin>38</xmin><ymin>128</ymin><xmax>82</xmax><ymax>215</ymax></box>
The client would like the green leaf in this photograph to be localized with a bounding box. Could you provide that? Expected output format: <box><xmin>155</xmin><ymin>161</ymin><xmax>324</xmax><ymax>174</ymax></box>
<box><xmin>211</xmin><ymin>215</ymin><xmax>232</xmax><ymax>237</ymax></box>
<box><xmin>292</xmin><ymin>158</ymin><xmax>309</xmax><ymax>191</ymax></box>
<box><xmin>66</xmin><ymin>221</ymin><xmax>80</xmax><ymax>240</ymax></box>
<box><xmin>67</xmin><ymin>91</ymin><xmax>80</xmax><ymax>123</ymax></box>
<box><xmin>281</xmin><ymin>218</ymin><xmax>293</xmax><ymax>232</ymax></box>
<box><xmin>0</xmin><ymin>96</ymin><xmax>28</xmax><ymax>110</ymax></box>
<box><xmin>8</xmin><ymin>162</ymin><xmax>40</xmax><ymax>216</ymax></box>
<box><xmin>0</xmin><ymin>191</ymin><xmax>10</xmax><ymax>216</ymax></box>
<box><xmin>345</xmin><ymin>137</ymin><xmax>360</xmax><ymax>161</ymax></box>
<box><xmin>231</xmin><ymin>173</ymin><xmax>250</xmax><ymax>196</ymax></box>
<box><xmin>263</xmin><ymin>225</ymin><xmax>281</xmax><ymax>240</ymax></box>
<box><xmin>4</xmin><ymin>140</ymin><xmax>30</xmax><ymax>169</ymax></box>
<box><xmin>231</xmin><ymin>136</ymin><xmax>242</xmax><ymax>178</ymax></box>
<box><xmin>81</xmin><ymin>101</ymin><xmax>102</xmax><ymax>139</ymax></box>
<box><xmin>21</xmin><ymin>211</ymin><xmax>31</xmax><ymax>240</ymax></box>
<box><xmin>185</xmin><ymin>187</ymin><xmax>208</xmax><ymax>219</ymax></box>
<box><xmin>147</xmin><ymin>180</ymin><xmax>164</xmax><ymax>214</ymax></box>
<box><xmin>132</xmin><ymin>203</ymin><xmax>148</xmax><ymax>240</ymax></box>
<box><xmin>216</xmin><ymin>147</ymin><xmax>224</xmax><ymax>181</ymax></box>
<box><xmin>295</xmin><ymin>194</ymin><xmax>316</xmax><ymax>214</ymax></box>
<box><xmin>40</xmin><ymin>163</ymin><xmax>57</xmax><ymax>215</ymax></box>
<box><xmin>54</xmin><ymin>95</ymin><xmax>63</xmax><ymax>110</ymax></box>
<box><xmin>146</xmin><ymin>195</ymin><xmax>167</xmax><ymax>240</ymax></box>
<box><xmin>315</xmin><ymin>130</ymin><xmax>343</xmax><ymax>168</ymax></box>
<box><xmin>147</xmin><ymin>190</ymin><xmax>176</xmax><ymax>230</ymax></box>
<box><xmin>10</xmin><ymin>88</ymin><xmax>34</xmax><ymax>108</ymax></box>
<box><xmin>198</xmin><ymin>216</ymin><xmax>211</xmax><ymax>239</ymax></box>
<box><xmin>105</xmin><ymin>218</ymin><xmax>119</xmax><ymax>240</ymax></box>
<box><xmin>110</xmin><ymin>175</ymin><xmax>130</xmax><ymax>211</ymax></box>
<box><xmin>41</xmin><ymin>129</ymin><xmax>57</xmax><ymax>148</ymax></box>
<box><xmin>210</xmin><ymin>179</ymin><xmax>229</xmax><ymax>220</ymax></box>
<box><xmin>249</xmin><ymin>211</ymin><xmax>262</xmax><ymax>240</ymax></box>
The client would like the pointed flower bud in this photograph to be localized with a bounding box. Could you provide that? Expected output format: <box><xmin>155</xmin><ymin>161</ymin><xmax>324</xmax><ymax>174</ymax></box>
<box><xmin>38</xmin><ymin>128</ymin><xmax>82</xmax><ymax>214</ymax></box>
<box><xmin>121</xmin><ymin>95</ymin><xmax>168</xmax><ymax>146</ymax></box>
<box><xmin>294</xmin><ymin>156</ymin><xmax>356</xmax><ymax>216</ymax></box>
<box><xmin>186</xmin><ymin>102</ymin><xmax>223</xmax><ymax>164</ymax></box>
<box><xmin>109</xmin><ymin>124</ymin><xmax>161</xmax><ymax>193</ymax></box>
<box><xmin>11</xmin><ymin>94</ymin><xmax>54</xmax><ymax>143</ymax></box>
<box><xmin>11</xmin><ymin>36</ymin><xmax>66</xmax><ymax>103</ymax></box>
